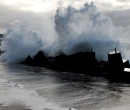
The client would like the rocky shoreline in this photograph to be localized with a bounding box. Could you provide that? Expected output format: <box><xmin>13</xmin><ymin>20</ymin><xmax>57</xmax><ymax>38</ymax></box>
<box><xmin>22</xmin><ymin>49</ymin><xmax>130</xmax><ymax>83</ymax></box>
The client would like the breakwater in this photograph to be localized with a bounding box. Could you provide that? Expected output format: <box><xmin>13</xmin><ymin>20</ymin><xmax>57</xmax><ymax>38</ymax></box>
<box><xmin>22</xmin><ymin>49</ymin><xmax>130</xmax><ymax>83</ymax></box>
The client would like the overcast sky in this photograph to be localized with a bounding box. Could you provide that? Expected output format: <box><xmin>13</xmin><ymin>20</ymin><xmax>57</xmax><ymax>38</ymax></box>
<box><xmin>0</xmin><ymin>0</ymin><xmax>130</xmax><ymax>11</ymax></box>
<box><xmin>0</xmin><ymin>0</ymin><xmax>130</xmax><ymax>33</ymax></box>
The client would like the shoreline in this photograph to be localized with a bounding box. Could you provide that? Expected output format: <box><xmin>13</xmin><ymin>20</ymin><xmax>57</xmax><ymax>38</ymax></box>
<box><xmin>0</xmin><ymin>104</ymin><xmax>31</xmax><ymax>110</ymax></box>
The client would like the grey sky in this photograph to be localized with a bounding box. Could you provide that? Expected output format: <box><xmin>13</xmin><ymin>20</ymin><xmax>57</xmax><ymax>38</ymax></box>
<box><xmin>0</xmin><ymin>0</ymin><xmax>130</xmax><ymax>32</ymax></box>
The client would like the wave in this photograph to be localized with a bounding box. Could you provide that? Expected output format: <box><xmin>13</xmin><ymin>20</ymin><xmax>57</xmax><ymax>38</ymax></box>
<box><xmin>1</xmin><ymin>2</ymin><xmax>129</xmax><ymax>63</ymax></box>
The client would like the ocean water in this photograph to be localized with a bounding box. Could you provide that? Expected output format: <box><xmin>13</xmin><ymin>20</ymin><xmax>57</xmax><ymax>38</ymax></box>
<box><xmin>0</xmin><ymin>62</ymin><xmax>130</xmax><ymax>110</ymax></box>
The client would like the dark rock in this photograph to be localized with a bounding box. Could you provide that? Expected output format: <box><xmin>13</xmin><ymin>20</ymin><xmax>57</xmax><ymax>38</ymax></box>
<box><xmin>21</xmin><ymin>49</ymin><xmax>130</xmax><ymax>83</ymax></box>
<box><xmin>52</xmin><ymin>51</ymin><xmax>97</xmax><ymax>73</ymax></box>
<box><xmin>23</xmin><ymin>55</ymin><xmax>33</xmax><ymax>65</ymax></box>
<box><xmin>33</xmin><ymin>51</ymin><xmax>48</xmax><ymax>66</ymax></box>
<box><xmin>22</xmin><ymin>50</ymin><xmax>97</xmax><ymax>74</ymax></box>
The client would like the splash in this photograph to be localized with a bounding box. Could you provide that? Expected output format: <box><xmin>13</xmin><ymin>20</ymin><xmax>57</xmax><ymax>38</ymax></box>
<box><xmin>54</xmin><ymin>2</ymin><xmax>123</xmax><ymax>59</ymax></box>
<box><xmin>1</xmin><ymin>14</ymin><xmax>58</xmax><ymax>62</ymax></box>
<box><xmin>1</xmin><ymin>2</ymin><xmax>126</xmax><ymax>62</ymax></box>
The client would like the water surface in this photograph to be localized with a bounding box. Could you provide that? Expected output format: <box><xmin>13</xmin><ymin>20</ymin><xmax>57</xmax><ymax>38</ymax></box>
<box><xmin>0</xmin><ymin>62</ymin><xmax>130</xmax><ymax>110</ymax></box>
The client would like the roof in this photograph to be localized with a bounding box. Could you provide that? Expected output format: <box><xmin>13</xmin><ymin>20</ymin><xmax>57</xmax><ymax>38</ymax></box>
<box><xmin>108</xmin><ymin>51</ymin><xmax>120</xmax><ymax>55</ymax></box>
<box><xmin>124</xmin><ymin>68</ymin><xmax>130</xmax><ymax>72</ymax></box>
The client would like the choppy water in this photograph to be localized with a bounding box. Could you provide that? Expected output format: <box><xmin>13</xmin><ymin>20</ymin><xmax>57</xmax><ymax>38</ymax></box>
<box><xmin>0</xmin><ymin>62</ymin><xmax>130</xmax><ymax>110</ymax></box>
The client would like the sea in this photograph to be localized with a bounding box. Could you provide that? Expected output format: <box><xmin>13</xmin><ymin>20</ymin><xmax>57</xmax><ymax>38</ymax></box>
<box><xmin>0</xmin><ymin>62</ymin><xmax>130</xmax><ymax>110</ymax></box>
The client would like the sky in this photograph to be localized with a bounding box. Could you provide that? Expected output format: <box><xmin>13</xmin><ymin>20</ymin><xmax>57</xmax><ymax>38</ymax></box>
<box><xmin>1</xmin><ymin>0</ymin><xmax>130</xmax><ymax>62</ymax></box>
<box><xmin>0</xmin><ymin>0</ymin><xmax>130</xmax><ymax>32</ymax></box>
<box><xmin>0</xmin><ymin>0</ymin><xmax>130</xmax><ymax>12</ymax></box>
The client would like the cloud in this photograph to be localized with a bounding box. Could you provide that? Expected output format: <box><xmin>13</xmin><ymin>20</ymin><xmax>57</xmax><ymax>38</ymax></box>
<box><xmin>105</xmin><ymin>9</ymin><xmax>130</xmax><ymax>27</ymax></box>
<box><xmin>0</xmin><ymin>0</ymin><xmax>87</xmax><ymax>32</ymax></box>
<box><xmin>117</xmin><ymin>0</ymin><xmax>130</xmax><ymax>2</ymax></box>
<box><xmin>0</xmin><ymin>0</ymin><xmax>129</xmax><ymax>34</ymax></box>
<box><xmin>0</xmin><ymin>2</ymin><xmax>57</xmax><ymax>33</ymax></box>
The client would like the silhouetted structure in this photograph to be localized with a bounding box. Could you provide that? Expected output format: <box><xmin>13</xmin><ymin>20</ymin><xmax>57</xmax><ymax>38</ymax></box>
<box><xmin>123</xmin><ymin>59</ymin><xmax>129</xmax><ymax>68</ymax></box>
<box><xmin>33</xmin><ymin>51</ymin><xmax>49</xmax><ymax>66</ymax></box>
<box><xmin>53</xmin><ymin>51</ymin><xmax>97</xmax><ymax>72</ymax></box>
<box><xmin>107</xmin><ymin>50</ymin><xmax>124</xmax><ymax>73</ymax></box>
<box><xmin>23</xmin><ymin>50</ymin><xmax>97</xmax><ymax>73</ymax></box>
<box><xmin>23</xmin><ymin>55</ymin><xmax>33</xmax><ymax>65</ymax></box>
<box><xmin>22</xmin><ymin>49</ymin><xmax>130</xmax><ymax>82</ymax></box>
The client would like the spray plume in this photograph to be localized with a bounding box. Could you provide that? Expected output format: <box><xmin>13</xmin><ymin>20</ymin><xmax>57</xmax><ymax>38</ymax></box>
<box><xmin>1</xmin><ymin>2</ymin><xmax>126</xmax><ymax>63</ymax></box>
